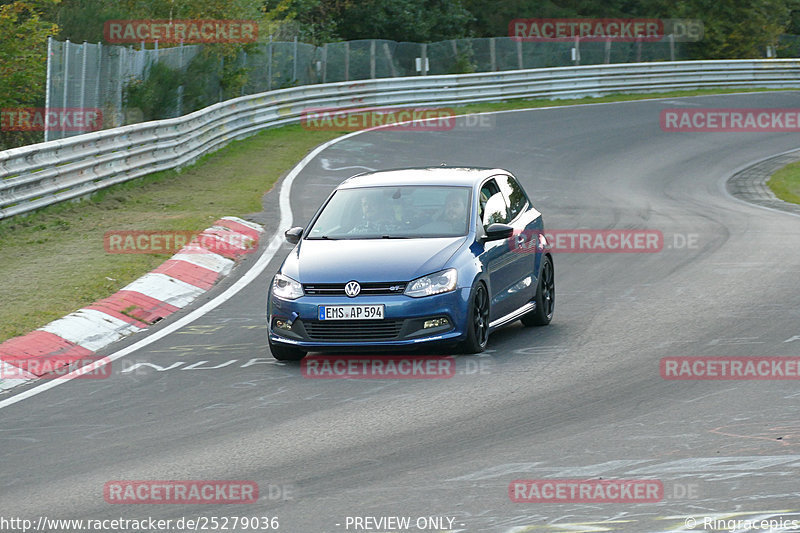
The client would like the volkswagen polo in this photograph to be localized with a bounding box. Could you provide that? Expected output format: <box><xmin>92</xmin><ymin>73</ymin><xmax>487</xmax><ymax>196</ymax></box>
<box><xmin>267</xmin><ymin>167</ymin><xmax>554</xmax><ymax>361</ymax></box>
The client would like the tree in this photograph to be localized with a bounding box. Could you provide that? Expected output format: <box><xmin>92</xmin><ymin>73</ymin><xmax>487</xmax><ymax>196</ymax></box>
<box><xmin>676</xmin><ymin>0</ymin><xmax>792</xmax><ymax>58</ymax></box>
<box><xmin>336</xmin><ymin>0</ymin><xmax>473</xmax><ymax>42</ymax></box>
<box><xmin>0</xmin><ymin>0</ymin><xmax>60</xmax><ymax>149</ymax></box>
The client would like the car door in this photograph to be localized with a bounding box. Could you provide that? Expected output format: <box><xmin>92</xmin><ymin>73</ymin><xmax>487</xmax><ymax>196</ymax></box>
<box><xmin>477</xmin><ymin>177</ymin><xmax>521</xmax><ymax>321</ymax></box>
<box><xmin>494</xmin><ymin>174</ymin><xmax>541</xmax><ymax>314</ymax></box>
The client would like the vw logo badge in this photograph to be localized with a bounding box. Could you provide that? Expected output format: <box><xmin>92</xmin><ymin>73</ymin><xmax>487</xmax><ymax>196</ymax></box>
<box><xmin>344</xmin><ymin>281</ymin><xmax>361</xmax><ymax>298</ymax></box>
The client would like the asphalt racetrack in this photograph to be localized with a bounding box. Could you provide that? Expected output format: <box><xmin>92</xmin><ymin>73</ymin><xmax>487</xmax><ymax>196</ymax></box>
<box><xmin>2</xmin><ymin>91</ymin><xmax>800</xmax><ymax>533</ymax></box>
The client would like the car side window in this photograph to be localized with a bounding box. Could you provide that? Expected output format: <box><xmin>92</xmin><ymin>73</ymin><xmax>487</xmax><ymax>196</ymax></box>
<box><xmin>479</xmin><ymin>179</ymin><xmax>509</xmax><ymax>227</ymax></box>
<box><xmin>495</xmin><ymin>175</ymin><xmax>529</xmax><ymax>222</ymax></box>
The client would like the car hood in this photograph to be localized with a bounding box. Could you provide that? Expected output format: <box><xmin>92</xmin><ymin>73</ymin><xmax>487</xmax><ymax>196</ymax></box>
<box><xmin>280</xmin><ymin>237</ymin><xmax>467</xmax><ymax>283</ymax></box>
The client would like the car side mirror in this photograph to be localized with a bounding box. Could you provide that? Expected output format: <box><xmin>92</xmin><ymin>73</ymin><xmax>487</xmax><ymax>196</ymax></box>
<box><xmin>284</xmin><ymin>226</ymin><xmax>304</xmax><ymax>244</ymax></box>
<box><xmin>483</xmin><ymin>223</ymin><xmax>514</xmax><ymax>242</ymax></box>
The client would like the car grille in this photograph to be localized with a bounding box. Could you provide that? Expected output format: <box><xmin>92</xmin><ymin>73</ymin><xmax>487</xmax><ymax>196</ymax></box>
<box><xmin>303</xmin><ymin>282</ymin><xmax>407</xmax><ymax>296</ymax></box>
<box><xmin>303</xmin><ymin>319</ymin><xmax>404</xmax><ymax>341</ymax></box>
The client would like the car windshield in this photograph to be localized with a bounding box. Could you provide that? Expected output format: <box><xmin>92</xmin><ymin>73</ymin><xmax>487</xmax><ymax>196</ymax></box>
<box><xmin>307</xmin><ymin>185</ymin><xmax>471</xmax><ymax>239</ymax></box>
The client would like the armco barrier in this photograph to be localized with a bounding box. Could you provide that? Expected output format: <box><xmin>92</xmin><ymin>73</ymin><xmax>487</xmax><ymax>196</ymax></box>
<box><xmin>3</xmin><ymin>59</ymin><xmax>800</xmax><ymax>220</ymax></box>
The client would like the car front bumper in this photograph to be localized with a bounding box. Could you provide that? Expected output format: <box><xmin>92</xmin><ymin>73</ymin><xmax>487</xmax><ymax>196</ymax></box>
<box><xmin>268</xmin><ymin>287</ymin><xmax>471</xmax><ymax>351</ymax></box>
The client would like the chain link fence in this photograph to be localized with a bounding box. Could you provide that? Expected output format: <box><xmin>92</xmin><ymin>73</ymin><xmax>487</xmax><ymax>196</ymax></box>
<box><xmin>44</xmin><ymin>35</ymin><xmax>690</xmax><ymax>141</ymax></box>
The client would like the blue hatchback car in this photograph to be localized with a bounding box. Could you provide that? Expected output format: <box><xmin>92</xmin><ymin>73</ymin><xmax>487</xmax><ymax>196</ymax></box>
<box><xmin>267</xmin><ymin>167</ymin><xmax>554</xmax><ymax>361</ymax></box>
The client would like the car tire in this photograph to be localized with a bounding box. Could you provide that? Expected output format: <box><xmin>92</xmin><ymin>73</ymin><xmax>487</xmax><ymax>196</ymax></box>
<box><xmin>269</xmin><ymin>337</ymin><xmax>306</xmax><ymax>361</ymax></box>
<box><xmin>460</xmin><ymin>281</ymin><xmax>490</xmax><ymax>354</ymax></box>
<box><xmin>521</xmin><ymin>254</ymin><xmax>554</xmax><ymax>327</ymax></box>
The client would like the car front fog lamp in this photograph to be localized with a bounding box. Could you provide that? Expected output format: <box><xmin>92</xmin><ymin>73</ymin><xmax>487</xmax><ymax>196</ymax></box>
<box><xmin>424</xmin><ymin>317</ymin><xmax>450</xmax><ymax>329</ymax></box>
<box><xmin>404</xmin><ymin>269</ymin><xmax>458</xmax><ymax>298</ymax></box>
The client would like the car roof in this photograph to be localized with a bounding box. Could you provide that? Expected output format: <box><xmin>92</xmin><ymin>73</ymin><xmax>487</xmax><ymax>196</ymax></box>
<box><xmin>337</xmin><ymin>166</ymin><xmax>512</xmax><ymax>189</ymax></box>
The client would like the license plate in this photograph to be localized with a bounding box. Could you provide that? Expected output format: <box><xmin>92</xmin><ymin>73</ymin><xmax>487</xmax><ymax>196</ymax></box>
<box><xmin>319</xmin><ymin>305</ymin><xmax>384</xmax><ymax>320</ymax></box>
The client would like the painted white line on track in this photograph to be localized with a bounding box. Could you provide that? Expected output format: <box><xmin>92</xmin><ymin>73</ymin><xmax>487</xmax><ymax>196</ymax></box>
<box><xmin>2</xmin><ymin>90</ymin><xmax>793</xmax><ymax>410</ymax></box>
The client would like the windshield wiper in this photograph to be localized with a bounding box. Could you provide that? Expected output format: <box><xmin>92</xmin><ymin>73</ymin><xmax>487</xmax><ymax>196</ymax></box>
<box><xmin>381</xmin><ymin>235</ymin><xmax>410</xmax><ymax>239</ymax></box>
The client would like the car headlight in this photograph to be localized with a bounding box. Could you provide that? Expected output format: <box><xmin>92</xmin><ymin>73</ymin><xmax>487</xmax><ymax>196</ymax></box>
<box><xmin>272</xmin><ymin>273</ymin><xmax>304</xmax><ymax>300</ymax></box>
<box><xmin>404</xmin><ymin>269</ymin><xmax>458</xmax><ymax>298</ymax></box>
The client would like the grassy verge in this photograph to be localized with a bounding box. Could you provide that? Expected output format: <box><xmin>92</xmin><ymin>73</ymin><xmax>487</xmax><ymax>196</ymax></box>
<box><xmin>768</xmin><ymin>161</ymin><xmax>800</xmax><ymax>205</ymax></box>
<box><xmin>0</xmin><ymin>87</ymin><xmax>790</xmax><ymax>343</ymax></box>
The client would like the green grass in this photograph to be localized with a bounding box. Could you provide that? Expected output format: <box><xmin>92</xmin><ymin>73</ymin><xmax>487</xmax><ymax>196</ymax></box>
<box><xmin>0</xmin><ymin>87</ymin><xmax>790</xmax><ymax>343</ymax></box>
<box><xmin>768</xmin><ymin>161</ymin><xmax>800</xmax><ymax>205</ymax></box>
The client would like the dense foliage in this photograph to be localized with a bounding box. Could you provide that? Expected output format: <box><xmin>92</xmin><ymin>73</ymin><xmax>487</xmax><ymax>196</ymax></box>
<box><xmin>2</xmin><ymin>0</ymin><xmax>800</xmax><ymax>149</ymax></box>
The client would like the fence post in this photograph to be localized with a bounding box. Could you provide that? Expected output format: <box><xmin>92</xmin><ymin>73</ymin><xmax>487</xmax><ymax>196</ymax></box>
<box><xmin>322</xmin><ymin>43</ymin><xmax>327</xmax><ymax>83</ymax></box>
<box><xmin>79</xmin><ymin>41</ymin><xmax>87</xmax><ymax>124</ymax></box>
<box><xmin>268</xmin><ymin>35</ymin><xmax>273</xmax><ymax>91</ymax></box>
<box><xmin>604</xmin><ymin>38</ymin><xmax>611</xmax><ymax>64</ymax></box>
<box><xmin>344</xmin><ymin>41</ymin><xmax>349</xmax><ymax>81</ymax></box>
<box><xmin>370</xmin><ymin>40</ymin><xmax>376</xmax><ymax>79</ymax></box>
<box><xmin>177</xmin><ymin>41</ymin><xmax>184</xmax><ymax>117</ymax></box>
<box><xmin>573</xmin><ymin>36</ymin><xmax>580</xmax><ymax>65</ymax></box>
<box><xmin>636</xmin><ymin>37</ymin><xmax>642</xmax><ymax>62</ymax></box>
<box><xmin>517</xmin><ymin>39</ymin><xmax>523</xmax><ymax>69</ymax></box>
<box><xmin>292</xmin><ymin>35</ymin><xmax>298</xmax><ymax>83</ymax></box>
<box><xmin>421</xmin><ymin>43</ymin><xmax>428</xmax><ymax>75</ymax></box>
<box><xmin>382</xmin><ymin>42</ymin><xmax>397</xmax><ymax>77</ymax></box>
<box><xmin>490</xmin><ymin>37</ymin><xmax>496</xmax><ymax>71</ymax></box>
<box><xmin>241</xmin><ymin>50</ymin><xmax>247</xmax><ymax>96</ymax></box>
<box><xmin>219</xmin><ymin>56</ymin><xmax>224</xmax><ymax>102</ymax></box>
<box><xmin>669</xmin><ymin>34</ymin><xmax>675</xmax><ymax>61</ymax></box>
<box><xmin>117</xmin><ymin>46</ymin><xmax>125</xmax><ymax>125</ymax></box>
<box><xmin>44</xmin><ymin>36</ymin><xmax>53</xmax><ymax>142</ymax></box>
<box><xmin>62</xmin><ymin>39</ymin><xmax>70</xmax><ymax>126</ymax></box>
<box><xmin>96</xmin><ymin>42</ymin><xmax>102</xmax><ymax>123</ymax></box>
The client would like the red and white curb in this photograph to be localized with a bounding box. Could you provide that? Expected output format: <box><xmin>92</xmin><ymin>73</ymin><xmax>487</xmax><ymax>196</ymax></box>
<box><xmin>0</xmin><ymin>216</ymin><xmax>262</xmax><ymax>392</ymax></box>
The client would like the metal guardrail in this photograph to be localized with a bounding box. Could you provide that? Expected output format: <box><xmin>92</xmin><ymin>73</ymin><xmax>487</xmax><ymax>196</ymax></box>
<box><xmin>2</xmin><ymin>59</ymin><xmax>800</xmax><ymax>220</ymax></box>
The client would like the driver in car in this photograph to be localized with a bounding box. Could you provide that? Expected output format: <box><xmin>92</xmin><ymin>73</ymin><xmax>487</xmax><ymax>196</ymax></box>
<box><xmin>439</xmin><ymin>191</ymin><xmax>468</xmax><ymax>233</ymax></box>
<box><xmin>349</xmin><ymin>195</ymin><xmax>399</xmax><ymax>234</ymax></box>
